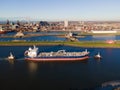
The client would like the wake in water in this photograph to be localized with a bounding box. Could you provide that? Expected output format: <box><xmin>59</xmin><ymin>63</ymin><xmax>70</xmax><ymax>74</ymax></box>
<box><xmin>0</xmin><ymin>57</ymin><xmax>8</xmax><ymax>61</ymax></box>
<box><xmin>0</xmin><ymin>57</ymin><xmax>24</xmax><ymax>61</ymax></box>
<box><xmin>102</xmin><ymin>80</ymin><xmax>120</xmax><ymax>87</ymax></box>
<box><xmin>96</xmin><ymin>80</ymin><xmax>120</xmax><ymax>90</ymax></box>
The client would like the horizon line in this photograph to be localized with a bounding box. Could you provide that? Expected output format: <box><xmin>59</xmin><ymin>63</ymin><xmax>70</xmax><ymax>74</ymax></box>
<box><xmin>0</xmin><ymin>17</ymin><xmax>120</xmax><ymax>22</ymax></box>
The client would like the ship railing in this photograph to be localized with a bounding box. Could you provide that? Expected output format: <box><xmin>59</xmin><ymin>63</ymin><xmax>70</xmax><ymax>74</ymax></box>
<box><xmin>38</xmin><ymin>50</ymin><xmax>89</xmax><ymax>57</ymax></box>
<box><xmin>55</xmin><ymin>50</ymin><xmax>66</xmax><ymax>56</ymax></box>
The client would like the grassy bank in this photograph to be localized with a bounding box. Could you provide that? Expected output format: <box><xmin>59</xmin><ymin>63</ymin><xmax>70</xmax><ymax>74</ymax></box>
<box><xmin>0</xmin><ymin>41</ymin><xmax>120</xmax><ymax>48</ymax></box>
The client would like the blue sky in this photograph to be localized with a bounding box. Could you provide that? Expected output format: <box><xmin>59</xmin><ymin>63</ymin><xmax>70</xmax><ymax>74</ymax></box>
<box><xmin>0</xmin><ymin>0</ymin><xmax>120</xmax><ymax>21</ymax></box>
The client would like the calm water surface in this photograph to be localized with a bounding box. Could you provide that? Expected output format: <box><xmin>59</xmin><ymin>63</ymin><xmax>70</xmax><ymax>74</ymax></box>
<box><xmin>0</xmin><ymin>45</ymin><xmax>120</xmax><ymax>90</ymax></box>
<box><xmin>1</xmin><ymin>32</ymin><xmax>120</xmax><ymax>41</ymax></box>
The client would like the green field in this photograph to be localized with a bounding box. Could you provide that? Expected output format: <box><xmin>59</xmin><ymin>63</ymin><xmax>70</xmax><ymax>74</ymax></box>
<box><xmin>0</xmin><ymin>41</ymin><xmax>120</xmax><ymax>48</ymax></box>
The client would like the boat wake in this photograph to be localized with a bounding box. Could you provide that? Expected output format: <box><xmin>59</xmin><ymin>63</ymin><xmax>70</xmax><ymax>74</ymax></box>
<box><xmin>102</xmin><ymin>80</ymin><xmax>120</xmax><ymax>87</ymax></box>
<box><xmin>0</xmin><ymin>58</ymin><xmax>7</xmax><ymax>60</ymax></box>
<box><xmin>0</xmin><ymin>57</ymin><xmax>24</xmax><ymax>61</ymax></box>
<box><xmin>16</xmin><ymin>58</ymin><xmax>24</xmax><ymax>60</ymax></box>
<box><xmin>95</xmin><ymin>80</ymin><xmax>120</xmax><ymax>90</ymax></box>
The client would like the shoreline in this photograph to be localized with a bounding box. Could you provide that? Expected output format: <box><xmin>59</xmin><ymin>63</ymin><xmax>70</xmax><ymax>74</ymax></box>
<box><xmin>0</xmin><ymin>41</ymin><xmax>120</xmax><ymax>48</ymax></box>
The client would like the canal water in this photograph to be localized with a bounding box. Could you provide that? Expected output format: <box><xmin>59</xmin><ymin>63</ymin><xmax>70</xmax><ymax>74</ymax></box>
<box><xmin>1</xmin><ymin>32</ymin><xmax>120</xmax><ymax>41</ymax></box>
<box><xmin>0</xmin><ymin>45</ymin><xmax>120</xmax><ymax>90</ymax></box>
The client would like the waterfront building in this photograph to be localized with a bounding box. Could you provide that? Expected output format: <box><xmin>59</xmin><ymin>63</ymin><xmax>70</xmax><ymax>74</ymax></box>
<box><xmin>64</xmin><ymin>20</ymin><xmax>68</xmax><ymax>28</ymax></box>
<box><xmin>91</xmin><ymin>30</ymin><xmax>117</xmax><ymax>33</ymax></box>
<box><xmin>12</xmin><ymin>24</ymin><xmax>19</xmax><ymax>30</ymax></box>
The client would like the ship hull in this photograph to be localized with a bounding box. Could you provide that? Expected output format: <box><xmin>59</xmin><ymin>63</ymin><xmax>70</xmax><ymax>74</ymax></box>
<box><xmin>25</xmin><ymin>56</ymin><xmax>89</xmax><ymax>62</ymax></box>
<box><xmin>0</xmin><ymin>31</ymin><xmax>6</xmax><ymax>34</ymax></box>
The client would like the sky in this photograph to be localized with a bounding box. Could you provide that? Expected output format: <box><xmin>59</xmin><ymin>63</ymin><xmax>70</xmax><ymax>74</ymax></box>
<box><xmin>0</xmin><ymin>0</ymin><xmax>120</xmax><ymax>21</ymax></box>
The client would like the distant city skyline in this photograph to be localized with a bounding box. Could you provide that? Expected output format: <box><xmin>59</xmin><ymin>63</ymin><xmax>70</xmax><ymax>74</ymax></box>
<box><xmin>1</xmin><ymin>0</ymin><xmax>120</xmax><ymax>21</ymax></box>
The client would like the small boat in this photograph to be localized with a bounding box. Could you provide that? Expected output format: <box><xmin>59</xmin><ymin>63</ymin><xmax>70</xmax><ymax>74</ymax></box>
<box><xmin>65</xmin><ymin>32</ymin><xmax>78</xmax><ymax>42</ymax></box>
<box><xmin>0</xmin><ymin>27</ymin><xmax>6</xmax><ymax>34</ymax></box>
<box><xmin>24</xmin><ymin>45</ymin><xmax>90</xmax><ymax>62</ymax></box>
<box><xmin>8</xmin><ymin>52</ymin><xmax>15</xmax><ymax>60</ymax></box>
<box><xmin>94</xmin><ymin>52</ymin><xmax>102</xmax><ymax>59</ymax></box>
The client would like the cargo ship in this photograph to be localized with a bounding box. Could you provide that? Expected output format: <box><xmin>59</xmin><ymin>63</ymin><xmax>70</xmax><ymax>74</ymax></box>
<box><xmin>24</xmin><ymin>45</ymin><xmax>90</xmax><ymax>62</ymax></box>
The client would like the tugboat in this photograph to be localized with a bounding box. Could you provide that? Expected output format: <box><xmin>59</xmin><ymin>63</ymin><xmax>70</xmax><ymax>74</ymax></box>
<box><xmin>8</xmin><ymin>52</ymin><xmax>15</xmax><ymax>60</ymax></box>
<box><xmin>94</xmin><ymin>52</ymin><xmax>102</xmax><ymax>59</ymax></box>
<box><xmin>65</xmin><ymin>32</ymin><xmax>78</xmax><ymax>42</ymax></box>
<box><xmin>0</xmin><ymin>26</ymin><xmax>6</xmax><ymax>34</ymax></box>
<box><xmin>24</xmin><ymin>45</ymin><xmax>90</xmax><ymax>62</ymax></box>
